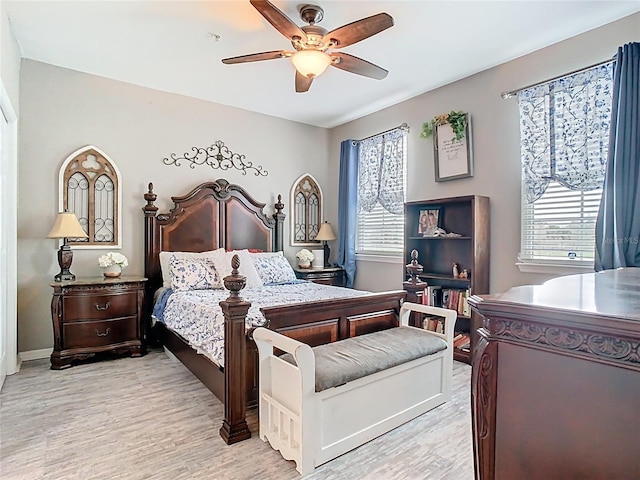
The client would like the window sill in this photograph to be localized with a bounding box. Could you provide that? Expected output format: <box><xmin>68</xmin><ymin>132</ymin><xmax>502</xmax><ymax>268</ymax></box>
<box><xmin>356</xmin><ymin>254</ymin><xmax>403</xmax><ymax>264</ymax></box>
<box><xmin>516</xmin><ymin>261</ymin><xmax>595</xmax><ymax>275</ymax></box>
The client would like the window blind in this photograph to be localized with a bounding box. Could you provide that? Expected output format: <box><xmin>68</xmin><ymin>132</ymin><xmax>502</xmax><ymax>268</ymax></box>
<box><xmin>356</xmin><ymin>203</ymin><xmax>405</xmax><ymax>255</ymax></box>
<box><xmin>520</xmin><ymin>181</ymin><xmax>602</xmax><ymax>263</ymax></box>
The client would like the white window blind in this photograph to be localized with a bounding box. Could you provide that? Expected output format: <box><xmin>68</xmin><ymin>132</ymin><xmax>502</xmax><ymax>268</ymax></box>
<box><xmin>520</xmin><ymin>181</ymin><xmax>602</xmax><ymax>263</ymax></box>
<box><xmin>356</xmin><ymin>203</ymin><xmax>405</xmax><ymax>255</ymax></box>
<box><xmin>356</xmin><ymin>130</ymin><xmax>407</xmax><ymax>256</ymax></box>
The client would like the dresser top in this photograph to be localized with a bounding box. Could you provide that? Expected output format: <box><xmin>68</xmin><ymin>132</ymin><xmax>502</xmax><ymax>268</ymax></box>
<box><xmin>470</xmin><ymin>268</ymin><xmax>640</xmax><ymax>325</ymax></box>
<box><xmin>50</xmin><ymin>275</ymin><xmax>148</xmax><ymax>287</ymax></box>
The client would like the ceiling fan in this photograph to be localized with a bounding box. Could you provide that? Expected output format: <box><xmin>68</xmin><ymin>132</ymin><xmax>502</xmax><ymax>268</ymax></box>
<box><xmin>222</xmin><ymin>0</ymin><xmax>394</xmax><ymax>93</ymax></box>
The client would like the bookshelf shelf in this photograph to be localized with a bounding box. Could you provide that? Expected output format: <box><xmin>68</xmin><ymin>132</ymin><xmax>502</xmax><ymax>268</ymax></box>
<box><xmin>403</xmin><ymin>195</ymin><xmax>490</xmax><ymax>364</ymax></box>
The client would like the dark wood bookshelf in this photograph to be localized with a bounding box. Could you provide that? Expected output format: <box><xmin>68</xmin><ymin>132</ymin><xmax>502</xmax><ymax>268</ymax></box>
<box><xmin>403</xmin><ymin>195</ymin><xmax>490</xmax><ymax>364</ymax></box>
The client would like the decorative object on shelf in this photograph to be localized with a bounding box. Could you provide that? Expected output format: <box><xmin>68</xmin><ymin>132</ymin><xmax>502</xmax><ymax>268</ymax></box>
<box><xmin>405</xmin><ymin>249</ymin><xmax>424</xmax><ymax>283</ymax></box>
<box><xmin>47</xmin><ymin>211</ymin><xmax>89</xmax><ymax>282</ymax></box>
<box><xmin>422</xmin><ymin>112</ymin><xmax>473</xmax><ymax>182</ymax></box>
<box><xmin>98</xmin><ymin>252</ymin><xmax>129</xmax><ymax>277</ymax></box>
<box><xmin>459</xmin><ymin>269</ymin><xmax>469</xmax><ymax>279</ymax></box>
<box><xmin>295</xmin><ymin>249</ymin><xmax>315</xmax><ymax>269</ymax></box>
<box><xmin>418</xmin><ymin>207</ymin><xmax>442</xmax><ymax>237</ymax></box>
<box><xmin>316</xmin><ymin>222</ymin><xmax>336</xmax><ymax>267</ymax></box>
<box><xmin>452</xmin><ymin>263</ymin><xmax>459</xmax><ymax>278</ymax></box>
<box><xmin>162</xmin><ymin>140</ymin><xmax>268</xmax><ymax>177</ymax></box>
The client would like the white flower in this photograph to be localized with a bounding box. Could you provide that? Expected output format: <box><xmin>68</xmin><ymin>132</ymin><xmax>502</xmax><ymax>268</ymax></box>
<box><xmin>295</xmin><ymin>249</ymin><xmax>314</xmax><ymax>262</ymax></box>
<box><xmin>98</xmin><ymin>252</ymin><xmax>129</xmax><ymax>269</ymax></box>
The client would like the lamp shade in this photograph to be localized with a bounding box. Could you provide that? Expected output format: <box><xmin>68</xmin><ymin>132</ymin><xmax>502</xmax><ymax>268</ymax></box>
<box><xmin>47</xmin><ymin>212</ymin><xmax>88</xmax><ymax>239</ymax></box>
<box><xmin>291</xmin><ymin>50</ymin><xmax>331</xmax><ymax>78</ymax></box>
<box><xmin>316</xmin><ymin>222</ymin><xmax>336</xmax><ymax>241</ymax></box>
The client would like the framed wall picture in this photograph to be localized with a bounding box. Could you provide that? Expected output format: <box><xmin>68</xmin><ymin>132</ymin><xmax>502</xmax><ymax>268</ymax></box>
<box><xmin>434</xmin><ymin>113</ymin><xmax>473</xmax><ymax>182</ymax></box>
<box><xmin>417</xmin><ymin>207</ymin><xmax>442</xmax><ymax>237</ymax></box>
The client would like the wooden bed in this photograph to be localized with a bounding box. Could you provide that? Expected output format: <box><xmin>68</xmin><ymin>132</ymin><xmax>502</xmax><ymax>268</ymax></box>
<box><xmin>142</xmin><ymin>179</ymin><xmax>406</xmax><ymax>445</ymax></box>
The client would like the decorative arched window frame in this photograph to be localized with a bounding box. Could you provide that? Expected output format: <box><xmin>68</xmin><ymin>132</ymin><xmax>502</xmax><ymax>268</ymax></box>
<box><xmin>290</xmin><ymin>173</ymin><xmax>323</xmax><ymax>247</ymax></box>
<box><xmin>58</xmin><ymin>145</ymin><xmax>123</xmax><ymax>249</ymax></box>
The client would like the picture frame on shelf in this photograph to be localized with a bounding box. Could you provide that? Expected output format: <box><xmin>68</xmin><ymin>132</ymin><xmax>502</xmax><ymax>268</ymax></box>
<box><xmin>418</xmin><ymin>207</ymin><xmax>442</xmax><ymax>237</ymax></box>
<box><xmin>434</xmin><ymin>113</ymin><xmax>473</xmax><ymax>182</ymax></box>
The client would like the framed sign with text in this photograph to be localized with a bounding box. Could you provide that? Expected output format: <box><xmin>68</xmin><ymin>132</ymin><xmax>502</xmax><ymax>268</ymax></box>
<box><xmin>433</xmin><ymin>114</ymin><xmax>473</xmax><ymax>182</ymax></box>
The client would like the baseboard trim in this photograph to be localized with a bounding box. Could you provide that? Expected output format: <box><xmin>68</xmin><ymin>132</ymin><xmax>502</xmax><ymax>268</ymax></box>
<box><xmin>19</xmin><ymin>348</ymin><xmax>52</xmax><ymax>362</ymax></box>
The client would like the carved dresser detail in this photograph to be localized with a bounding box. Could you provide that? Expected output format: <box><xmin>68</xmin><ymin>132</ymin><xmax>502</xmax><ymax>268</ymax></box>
<box><xmin>469</xmin><ymin>268</ymin><xmax>640</xmax><ymax>480</ymax></box>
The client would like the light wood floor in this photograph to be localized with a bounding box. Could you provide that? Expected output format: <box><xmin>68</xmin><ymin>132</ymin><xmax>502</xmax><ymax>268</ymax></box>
<box><xmin>0</xmin><ymin>349</ymin><xmax>474</xmax><ymax>480</ymax></box>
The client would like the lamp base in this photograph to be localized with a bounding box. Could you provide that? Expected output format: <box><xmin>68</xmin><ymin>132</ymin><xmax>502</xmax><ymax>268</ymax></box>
<box><xmin>323</xmin><ymin>242</ymin><xmax>331</xmax><ymax>268</ymax></box>
<box><xmin>54</xmin><ymin>244</ymin><xmax>76</xmax><ymax>282</ymax></box>
<box><xmin>54</xmin><ymin>272</ymin><xmax>76</xmax><ymax>282</ymax></box>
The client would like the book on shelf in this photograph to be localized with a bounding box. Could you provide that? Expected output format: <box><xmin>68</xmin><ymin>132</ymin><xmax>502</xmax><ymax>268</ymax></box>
<box><xmin>453</xmin><ymin>332</ymin><xmax>471</xmax><ymax>350</ymax></box>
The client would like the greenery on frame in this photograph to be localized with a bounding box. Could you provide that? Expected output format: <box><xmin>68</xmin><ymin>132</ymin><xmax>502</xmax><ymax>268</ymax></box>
<box><xmin>420</xmin><ymin>111</ymin><xmax>468</xmax><ymax>141</ymax></box>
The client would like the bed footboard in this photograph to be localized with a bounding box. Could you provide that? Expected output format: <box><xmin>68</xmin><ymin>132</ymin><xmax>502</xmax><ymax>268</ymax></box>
<box><xmin>219</xmin><ymin>269</ymin><xmax>406</xmax><ymax>445</ymax></box>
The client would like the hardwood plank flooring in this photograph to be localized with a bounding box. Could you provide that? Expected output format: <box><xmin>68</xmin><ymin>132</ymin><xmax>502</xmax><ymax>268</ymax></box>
<box><xmin>0</xmin><ymin>349</ymin><xmax>473</xmax><ymax>479</ymax></box>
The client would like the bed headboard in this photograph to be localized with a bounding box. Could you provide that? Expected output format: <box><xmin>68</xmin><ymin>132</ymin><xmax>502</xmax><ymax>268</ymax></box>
<box><xmin>142</xmin><ymin>179</ymin><xmax>285</xmax><ymax>295</ymax></box>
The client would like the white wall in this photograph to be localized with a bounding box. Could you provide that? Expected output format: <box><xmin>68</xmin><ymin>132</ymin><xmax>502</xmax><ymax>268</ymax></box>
<box><xmin>17</xmin><ymin>60</ymin><xmax>328</xmax><ymax>352</ymax></box>
<box><xmin>328</xmin><ymin>13</ymin><xmax>640</xmax><ymax>295</ymax></box>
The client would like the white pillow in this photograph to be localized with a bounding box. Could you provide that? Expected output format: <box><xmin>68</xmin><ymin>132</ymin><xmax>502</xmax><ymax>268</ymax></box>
<box><xmin>159</xmin><ymin>249</ymin><xmax>225</xmax><ymax>288</ymax></box>
<box><xmin>169</xmin><ymin>256</ymin><xmax>222</xmax><ymax>292</ymax></box>
<box><xmin>211</xmin><ymin>249</ymin><xmax>263</xmax><ymax>288</ymax></box>
<box><xmin>253</xmin><ymin>255</ymin><xmax>297</xmax><ymax>285</ymax></box>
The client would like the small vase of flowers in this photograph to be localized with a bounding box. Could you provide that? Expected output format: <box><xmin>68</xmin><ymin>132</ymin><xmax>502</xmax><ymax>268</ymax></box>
<box><xmin>295</xmin><ymin>249</ymin><xmax>314</xmax><ymax>269</ymax></box>
<box><xmin>98</xmin><ymin>252</ymin><xmax>129</xmax><ymax>277</ymax></box>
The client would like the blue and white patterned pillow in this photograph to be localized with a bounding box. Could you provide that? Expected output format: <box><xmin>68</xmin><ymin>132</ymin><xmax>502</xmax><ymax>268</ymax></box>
<box><xmin>253</xmin><ymin>255</ymin><xmax>297</xmax><ymax>285</ymax></box>
<box><xmin>169</xmin><ymin>256</ymin><xmax>222</xmax><ymax>292</ymax></box>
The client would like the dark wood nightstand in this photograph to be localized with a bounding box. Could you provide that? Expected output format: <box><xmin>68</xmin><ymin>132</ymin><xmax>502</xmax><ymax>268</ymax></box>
<box><xmin>294</xmin><ymin>266</ymin><xmax>346</xmax><ymax>287</ymax></box>
<box><xmin>50</xmin><ymin>276</ymin><xmax>147</xmax><ymax>369</ymax></box>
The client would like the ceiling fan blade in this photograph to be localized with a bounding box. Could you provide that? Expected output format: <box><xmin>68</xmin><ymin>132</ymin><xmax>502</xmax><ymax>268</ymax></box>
<box><xmin>295</xmin><ymin>71</ymin><xmax>313</xmax><ymax>93</ymax></box>
<box><xmin>330</xmin><ymin>52</ymin><xmax>388</xmax><ymax>80</ymax></box>
<box><xmin>250</xmin><ymin>0</ymin><xmax>307</xmax><ymax>42</ymax></box>
<box><xmin>222</xmin><ymin>50</ymin><xmax>288</xmax><ymax>64</ymax></box>
<box><xmin>323</xmin><ymin>13</ymin><xmax>393</xmax><ymax>48</ymax></box>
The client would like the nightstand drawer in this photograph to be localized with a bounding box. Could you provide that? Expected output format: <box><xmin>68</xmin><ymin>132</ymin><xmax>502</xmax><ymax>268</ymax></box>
<box><xmin>63</xmin><ymin>318</ymin><xmax>137</xmax><ymax>349</ymax></box>
<box><xmin>63</xmin><ymin>292</ymin><xmax>137</xmax><ymax>322</ymax></box>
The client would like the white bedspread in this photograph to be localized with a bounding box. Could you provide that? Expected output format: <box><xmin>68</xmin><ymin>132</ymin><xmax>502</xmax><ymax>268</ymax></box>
<box><xmin>159</xmin><ymin>282</ymin><xmax>369</xmax><ymax>367</ymax></box>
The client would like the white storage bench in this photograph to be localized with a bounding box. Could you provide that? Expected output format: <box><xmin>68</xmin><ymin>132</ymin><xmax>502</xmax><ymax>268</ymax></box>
<box><xmin>253</xmin><ymin>302</ymin><xmax>456</xmax><ymax>475</ymax></box>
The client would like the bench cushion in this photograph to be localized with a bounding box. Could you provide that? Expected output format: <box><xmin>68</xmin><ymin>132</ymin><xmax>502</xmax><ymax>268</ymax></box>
<box><xmin>282</xmin><ymin>327</ymin><xmax>448</xmax><ymax>392</ymax></box>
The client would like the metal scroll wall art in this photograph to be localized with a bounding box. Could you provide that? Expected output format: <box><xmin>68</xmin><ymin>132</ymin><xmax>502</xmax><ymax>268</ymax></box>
<box><xmin>162</xmin><ymin>140</ymin><xmax>268</xmax><ymax>176</ymax></box>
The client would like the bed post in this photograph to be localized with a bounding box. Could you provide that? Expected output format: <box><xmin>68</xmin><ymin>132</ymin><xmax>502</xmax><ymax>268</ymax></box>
<box><xmin>142</xmin><ymin>183</ymin><xmax>159</xmax><ymax>346</ymax></box>
<box><xmin>219</xmin><ymin>254</ymin><xmax>252</xmax><ymax>444</ymax></box>
<box><xmin>274</xmin><ymin>194</ymin><xmax>285</xmax><ymax>252</ymax></box>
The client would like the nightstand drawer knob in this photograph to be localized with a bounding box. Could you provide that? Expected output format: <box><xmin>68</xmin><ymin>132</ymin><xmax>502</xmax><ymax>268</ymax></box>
<box><xmin>96</xmin><ymin>328</ymin><xmax>111</xmax><ymax>337</ymax></box>
<box><xmin>95</xmin><ymin>302</ymin><xmax>111</xmax><ymax>311</ymax></box>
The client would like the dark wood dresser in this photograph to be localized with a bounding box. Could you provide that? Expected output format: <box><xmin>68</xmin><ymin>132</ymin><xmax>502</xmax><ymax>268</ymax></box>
<box><xmin>294</xmin><ymin>266</ymin><xmax>346</xmax><ymax>287</ymax></box>
<box><xmin>50</xmin><ymin>276</ymin><xmax>147</xmax><ymax>369</ymax></box>
<box><xmin>468</xmin><ymin>268</ymin><xmax>640</xmax><ymax>480</ymax></box>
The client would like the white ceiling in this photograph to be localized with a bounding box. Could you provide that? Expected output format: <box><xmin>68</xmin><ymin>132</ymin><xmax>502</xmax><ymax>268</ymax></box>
<box><xmin>5</xmin><ymin>1</ymin><xmax>639</xmax><ymax>128</ymax></box>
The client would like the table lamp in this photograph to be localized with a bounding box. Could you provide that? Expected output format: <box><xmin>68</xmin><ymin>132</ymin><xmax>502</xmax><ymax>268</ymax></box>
<box><xmin>47</xmin><ymin>211</ymin><xmax>88</xmax><ymax>281</ymax></box>
<box><xmin>316</xmin><ymin>222</ymin><xmax>336</xmax><ymax>267</ymax></box>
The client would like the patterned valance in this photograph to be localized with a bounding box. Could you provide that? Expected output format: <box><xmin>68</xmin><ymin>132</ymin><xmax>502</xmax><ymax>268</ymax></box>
<box><xmin>518</xmin><ymin>63</ymin><xmax>614</xmax><ymax>203</ymax></box>
<box><xmin>357</xmin><ymin>128</ymin><xmax>406</xmax><ymax>214</ymax></box>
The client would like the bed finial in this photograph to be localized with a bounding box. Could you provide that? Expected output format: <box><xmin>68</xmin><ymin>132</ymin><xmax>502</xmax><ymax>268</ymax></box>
<box><xmin>143</xmin><ymin>182</ymin><xmax>158</xmax><ymax>215</ymax></box>
<box><xmin>275</xmin><ymin>194</ymin><xmax>284</xmax><ymax>216</ymax></box>
<box><xmin>222</xmin><ymin>254</ymin><xmax>247</xmax><ymax>299</ymax></box>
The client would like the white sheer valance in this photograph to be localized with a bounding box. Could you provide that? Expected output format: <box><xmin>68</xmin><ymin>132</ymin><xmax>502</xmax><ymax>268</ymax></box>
<box><xmin>357</xmin><ymin>128</ymin><xmax>407</xmax><ymax>215</ymax></box>
<box><xmin>518</xmin><ymin>63</ymin><xmax>614</xmax><ymax>203</ymax></box>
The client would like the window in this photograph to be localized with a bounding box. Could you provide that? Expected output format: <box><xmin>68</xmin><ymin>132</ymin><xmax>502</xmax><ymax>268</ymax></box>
<box><xmin>59</xmin><ymin>146</ymin><xmax>122</xmax><ymax>248</ymax></box>
<box><xmin>356</xmin><ymin>127</ymin><xmax>408</xmax><ymax>256</ymax></box>
<box><xmin>518</xmin><ymin>62</ymin><xmax>613</xmax><ymax>268</ymax></box>
<box><xmin>290</xmin><ymin>173</ymin><xmax>322</xmax><ymax>246</ymax></box>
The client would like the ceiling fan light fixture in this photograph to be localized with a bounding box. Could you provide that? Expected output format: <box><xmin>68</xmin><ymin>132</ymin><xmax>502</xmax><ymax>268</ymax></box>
<box><xmin>291</xmin><ymin>50</ymin><xmax>331</xmax><ymax>78</ymax></box>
